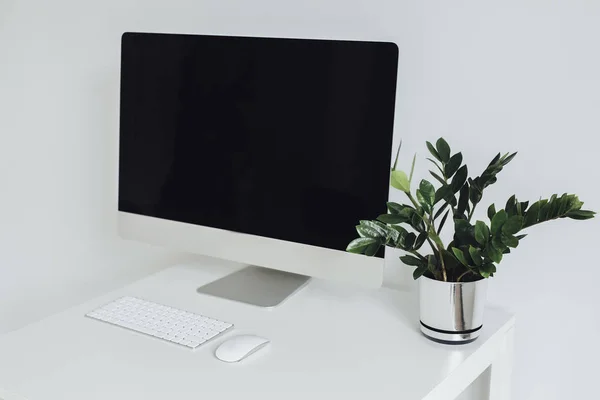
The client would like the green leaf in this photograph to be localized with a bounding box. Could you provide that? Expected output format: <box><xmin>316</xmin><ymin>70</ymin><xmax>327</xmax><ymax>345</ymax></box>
<box><xmin>391</xmin><ymin>225</ymin><xmax>409</xmax><ymax>236</ymax></box>
<box><xmin>409</xmin><ymin>153</ymin><xmax>417</xmax><ymax>184</ymax></box>
<box><xmin>426</xmin><ymin>141</ymin><xmax>442</xmax><ymax>162</ymax></box>
<box><xmin>427</xmin><ymin>158</ymin><xmax>445</xmax><ymax>176</ymax></box>
<box><xmin>502</xmin><ymin>215</ymin><xmax>523</xmax><ymax>235</ymax></box>
<box><xmin>436</xmin><ymin>138</ymin><xmax>451</xmax><ymax>162</ymax></box>
<box><xmin>491</xmin><ymin>210</ymin><xmax>508</xmax><ymax>233</ymax></box>
<box><xmin>427</xmin><ymin>255</ymin><xmax>438</xmax><ymax>276</ymax></box>
<box><xmin>429</xmin><ymin>170</ymin><xmax>446</xmax><ymax>185</ymax></box>
<box><xmin>416</xmin><ymin>190</ymin><xmax>431</xmax><ymax>213</ymax></box>
<box><xmin>523</xmin><ymin>200</ymin><xmax>540</xmax><ymax>227</ymax></box>
<box><xmin>356</xmin><ymin>225</ymin><xmax>383</xmax><ymax>239</ymax></box>
<box><xmin>556</xmin><ymin>194</ymin><xmax>569</xmax><ymax>216</ymax></box>
<box><xmin>387</xmin><ymin>202</ymin><xmax>407</xmax><ymax>215</ymax></box>
<box><xmin>434</xmin><ymin>202</ymin><xmax>450</xmax><ymax>219</ymax></box>
<box><xmin>538</xmin><ymin>199</ymin><xmax>550</xmax><ymax>221</ymax></box>
<box><xmin>479</xmin><ymin>263</ymin><xmax>496</xmax><ymax>278</ymax></box>
<box><xmin>419</xmin><ymin>180</ymin><xmax>436</xmax><ymax>206</ymax></box>
<box><xmin>444</xmin><ymin>152</ymin><xmax>463</xmax><ymax>178</ymax></box>
<box><xmin>434</xmin><ymin>185</ymin><xmax>453</xmax><ymax>205</ymax></box>
<box><xmin>468</xmin><ymin>151</ymin><xmax>517</xmax><ymax>206</ymax></box>
<box><xmin>372</xmin><ymin>220</ymin><xmax>394</xmax><ymax>235</ymax></box>
<box><xmin>438</xmin><ymin>209</ymin><xmax>450</xmax><ymax>233</ymax></box>
<box><xmin>392</xmin><ymin>140</ymin><xmax>402</xmax><ymax>170</ymax></box>
<box><xmin>487</xmin><ymin>245</ymin><xmax>503</xmax><ymax>263</ymax></box>
<box><xmin>501</xmin><ymin>233</ymin><xmax>519</xmax><ymax>248</ymax></box>
<box><xmin>414</xmin><ymin>232</ymin><xmax>428</xmax><ymax>250</ymax></box>
<box><xmin>492</xmin><ymin>235</ymin><xmax>507</xmax><ymax>252</ymax></box>
<box><xmin>566</xmin><ymin>210</ymin><xmax>596</xmax><ymax>220</ymax></box>
<box><xmin>457</xmin><ymin>184</ymin><xmax>470</xmax><ymax>217</ymax></box>
<box><xmin>413</xmin><ymin>265</ymin><xmax>428</xmax><ymax>280</ymax></box>
<box><xmin>469</xmin><ymin>246</ymin><xmax>483</xmax><ymax>266</ymax></box>
<box><xmin>391</xmin><ymin>225</ymin><xmax>409</xmax><ymax>247</ymax></box>
<box><xmin>547</xmin><ymin>194</ymin><xmax>558</xmax><ymax>219</ymax></box>
<box><xmin>442</xmin><ymin>249</ymin><xmax>460</xmax><ymax>271</ymax></box>
<box><xmin>474</xmin><ymin>221</ymin><xmax>490</xmax><ymax>245</ymax></box>
<box><xmin>359</xmin><ymin>220</ymin><xmax>387</xmax><ymax>236</ymax></box>
<box><xmin>568</xmin><ymin>195</ymin><xmax>583</xmax><ymax>211</ymax></box>
<box><xmin>516</xmin><ymin>200</ymin><xmax>526</xmax><ymax>216</ymax></box>
<box><xmin>502</xmin><ymin>152</ymin><xmax>517</xmax><ymax>166</ymax></box>
<box><xmin>385</xmin><ymin>227</ymin><xmax>400</xmax><ymax>244</ymax></box>
<box><xmin>469</xmin><ymin>178</ymin><xmax>483</xmax><ymax>205</ymax></box>
<box><xmin>454</xmin><ymin>219</ymin><xmax>476</xmax><ymax>246</ymax></box>
<box><xmin>505</xmin><ymin>195</ymin><xmax>517</xmax><ymax>216</ymax></box>
<box><xmin>390</xmin><ymin>170</ymin><xmax>410</xmax><ymax>192</ymax></box>
<box><xmin>488</xmin><ymin>153</ymin><xmax>501</xmax><ymax>167</ymax></box>
<box><xmin>400</xmin><ymin>255</ymin><xmax>426</xmax><ymax>267</ymax></box>
<box><xmin>452</xmin><ymin>247</ymin><xmax>468</xmax><ymax>266</ymax></box>
<box><xmin>410</xmin><ymin>212</ymin><xmax>424</xmax><ymax>232</ymax></box>
<box><xmin>404</xmin><ymin>233</ymin><xmax>417</xmax><ymax>249</ymax></box>
<box><xmin>429</xmin><ymin>232</ymin><xmax>444</xmax><ymax>248</ymax></box>
<box><xmin>364</xmin><ymin>241</ymin><xmax>382</xmax><ymax>256</ymax></box>
<box><xmin>450</xmin><ymin>165</ymin><xmax>468</xmax><ymax>193</ymax></box>
<box><xmin>377</xmin><ymin>214</ymin><xmax>407</xmax><ymax>224</ymax></box>
<box><xmin>399</xmin><ymin>206</ymin><xmax>415</xmax><ymax>219</ymax></box>
<box><xmin>488</xmin><ymin>204</ymin><xmax>497</xmax><ymax>220</ymax></box>
<box><xmin>346</xmin><ymin>238</ymin><xmax>377</xmax><ymax>254</ymax></box>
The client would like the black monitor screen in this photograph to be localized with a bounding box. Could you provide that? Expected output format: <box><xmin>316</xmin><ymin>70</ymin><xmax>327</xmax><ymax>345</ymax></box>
<box><xmin>119</xmin><ymin>33</ymin><xmax>398</xmax><ymax>256</ymax></box>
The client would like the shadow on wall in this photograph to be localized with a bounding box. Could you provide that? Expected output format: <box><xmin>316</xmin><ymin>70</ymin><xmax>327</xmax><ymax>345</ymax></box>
<box><xmin>90</xmin><ymin>73</ymin><xmax>121</xmax><ymax>237</ymax></box>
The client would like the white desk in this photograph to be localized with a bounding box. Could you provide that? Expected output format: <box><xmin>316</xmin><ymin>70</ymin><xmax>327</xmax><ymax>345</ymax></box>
<box><xmin>0</xmin><ymin>261</ymin><xmax>515</xmax><ymax>400</ymax></box>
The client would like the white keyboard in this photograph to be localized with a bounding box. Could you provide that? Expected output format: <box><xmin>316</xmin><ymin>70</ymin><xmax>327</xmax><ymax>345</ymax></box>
<box><xmin>86</xmin><ymin>296</ymin><xmax>233</xmax><ymax>349</ymax></box>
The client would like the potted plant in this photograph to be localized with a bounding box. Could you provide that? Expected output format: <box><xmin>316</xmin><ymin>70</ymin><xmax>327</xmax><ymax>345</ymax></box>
<box><xmin>347</xmin><ymin>138</ymin><xmax>595</xmax><ymax>344</ymax></box>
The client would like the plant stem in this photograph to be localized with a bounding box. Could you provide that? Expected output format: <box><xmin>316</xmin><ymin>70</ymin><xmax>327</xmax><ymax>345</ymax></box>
<box><xmin>392</xmin><ymin>140</ymin><xmax>402</xmax><ymax>170</ymax></box>
<box><xmin>406</xmin><ymin>192</ymin><xmax>421</xmax><ymax>214</ymax></box>
<box><xmin>406</xmin><ymin>192</ymin><xmax>438</xmax><ymax>252</ymax></box>
<box><xmin>467</xmin><ymin>203</ymin><xmax>478</xmax><ymax>222</ymax></box>
<box><xmin>434</xmin><ymin>242</ymin><xmax>448</xmax><ymax>281</ymax></box>
<box><xmin>406</xmin><ymin>192</ymin><xmax>448</xmax><ymax>281</ymax></box>
<box><xmin>425</xmin><ymin>237</ymin><xmax>437</xmax><ymax>255</ymax></box>
<box><xmin>407</xmin><ymin>193</ymin><xmax>436</xmax><ymax>236</ymax></box>
<box><xmin>440</xmin><ymin>174</ymin><xmax>458</xmax><ymax>218</ymax></box>
<box><xmin>428</xmin><ymin>210</ymin><xmax>435</xmax><ymax>231</ymax></box>
<box><xmin>456</xmin><ymin>270</ymin><xmax>473</xmax><ymax>282</ymax></box>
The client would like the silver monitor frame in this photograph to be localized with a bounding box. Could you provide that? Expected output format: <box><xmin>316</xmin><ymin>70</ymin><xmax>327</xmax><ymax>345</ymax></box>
<box><xmin>119</xmin><ymin>212</ymin><xmax>384</xmax><ymax>306</ymax></box>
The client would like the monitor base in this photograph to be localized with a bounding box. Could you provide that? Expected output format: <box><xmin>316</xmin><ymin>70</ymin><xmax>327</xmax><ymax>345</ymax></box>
<box><xmin>196</xmin><ymin>266</ymin><xmax>311</xmax><ymax>308</ymax></box>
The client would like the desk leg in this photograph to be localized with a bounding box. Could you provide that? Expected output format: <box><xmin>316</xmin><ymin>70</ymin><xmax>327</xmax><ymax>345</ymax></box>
<box><xmin>488</xmin><ymin>327</ymin><xmax>515</xmax><ymax>400</ymax></box>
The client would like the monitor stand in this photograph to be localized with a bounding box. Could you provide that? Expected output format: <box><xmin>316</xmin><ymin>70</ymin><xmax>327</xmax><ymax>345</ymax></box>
<box><xmin>196</xmin><ymin>266</ymin><xmax>311</xmax><ymax>308</ymax></box>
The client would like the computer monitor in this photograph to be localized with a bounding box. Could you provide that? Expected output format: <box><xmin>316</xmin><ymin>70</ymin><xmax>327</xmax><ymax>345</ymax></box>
<box><xmin>118</xmin><ymin>32</ymin><xmax>399</xmax><ymax>306</ymax></box>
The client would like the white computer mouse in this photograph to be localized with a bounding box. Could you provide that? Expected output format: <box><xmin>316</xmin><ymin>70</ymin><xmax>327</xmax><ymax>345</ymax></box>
<box><xmin>215</xmin><ymin>335</ymin><xmax>270</xmax><ymax>363</ymax></box>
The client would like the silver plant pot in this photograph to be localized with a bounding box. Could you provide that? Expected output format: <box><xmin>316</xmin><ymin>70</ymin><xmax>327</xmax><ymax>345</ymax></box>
<box><xmin>419</xmin><ymin>275</ymin><xmax>488</xmax><ymax>344</ymax></box>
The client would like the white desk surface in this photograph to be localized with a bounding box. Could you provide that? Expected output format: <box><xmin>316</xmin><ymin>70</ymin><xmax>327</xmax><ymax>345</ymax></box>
<box><xmin>0</xmin><ymin>260</ymin><xmax>515</xmax><ymax>400</ymax></box>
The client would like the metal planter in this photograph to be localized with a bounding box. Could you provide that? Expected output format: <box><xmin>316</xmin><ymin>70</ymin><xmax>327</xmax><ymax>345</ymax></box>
<box><xmin>419</xmin><ymin>275</ymin><xmax>488</xmax><ymax>344</ymax></box>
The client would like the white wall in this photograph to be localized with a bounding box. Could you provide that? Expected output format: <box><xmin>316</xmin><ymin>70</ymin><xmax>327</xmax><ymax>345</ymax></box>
<box><xmin>0</xmin><ymin>1</ymin><xmax>598</xmax><ymax>399</ymax></box>
<box><xmin>0</xmin><ymin>0</ymin><xmax>193</xmax><ymax>332</ymax></box>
